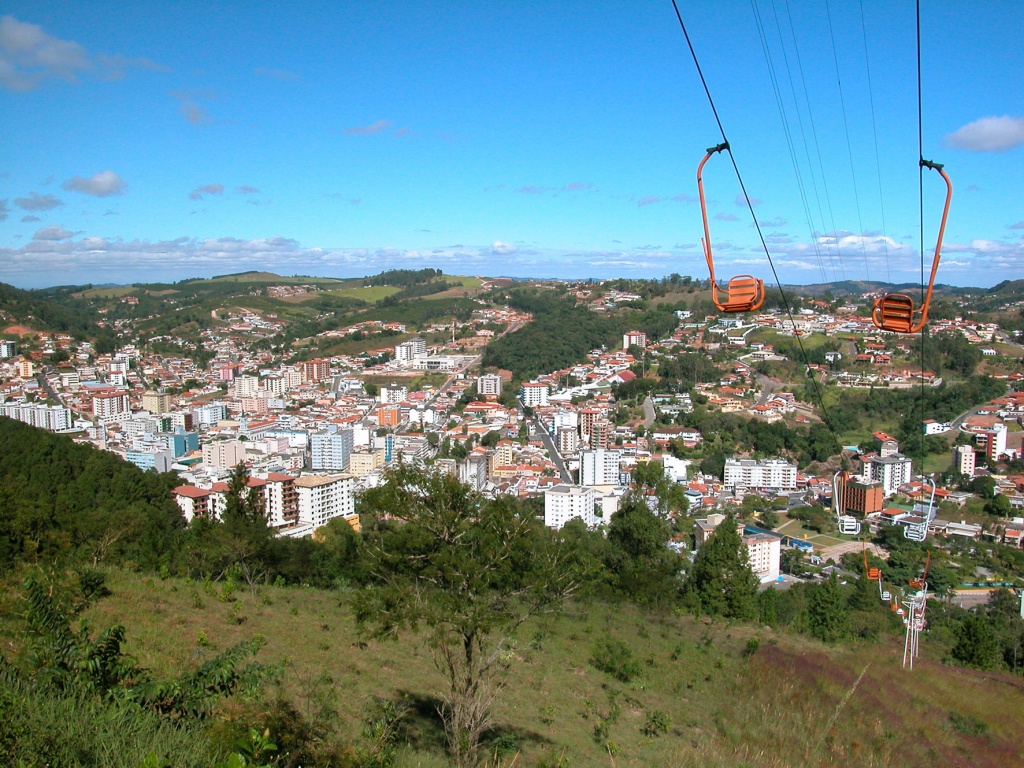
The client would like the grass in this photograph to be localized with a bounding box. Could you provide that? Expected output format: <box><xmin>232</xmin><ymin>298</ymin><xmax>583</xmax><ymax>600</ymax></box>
<box><xmin>49</xmin><ymin>569</ymin><xmax>1024</xmax><ymax>768</ymax></box>
<box><xmin>747</xmin><ymin>328</ymin><xmax>835</xmax><ymax>351</ymax></box>
<box><xmin>75</xmin><ymin>286</ymin><xmax>136</xmax><ymax>299</ymax></box>
<box><xmin>202</xmin><ymin>272</ymin><xmax>349</xmax><ymax>285</ymax></box>
<box><xmin>323</xmin><ymin>286</ymin><xmax>402</xmax><ymax>302</ymax></box>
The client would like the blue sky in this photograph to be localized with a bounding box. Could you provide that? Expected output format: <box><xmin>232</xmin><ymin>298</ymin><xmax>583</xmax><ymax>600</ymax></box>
<box><xmin>1</xmin><ymin>1</ymin><xmax>1022</xmax><ymax>289</ymax></box>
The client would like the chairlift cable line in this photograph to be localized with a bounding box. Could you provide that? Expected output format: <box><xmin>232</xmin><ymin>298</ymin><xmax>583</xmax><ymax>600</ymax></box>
<box><xmin>669</xmin><ymin>0</ymin><xmax>846</xmax><ymax>458</ymax></box>
<box><xmin>781</xmin><ymin>0</ymin><xmax>847</xmax><ymax>284</ymax></box>
<box><xmin>917</xmin><ymin>0</ymin><xmax>927</xmax><ymax>458</ymax></box>
<box><xmin>858</xmin><ymin>0</ymin><xmax>892</xmax><ymax>284</ymax></box>
<box><xmin>768</xmin><ymin>0</ymin><xmax>841</xmax><ymax>283</ymax></box>
<box><xmin>824</xmin><ymin>0</ymin><xmax>872</xmax><ymax>282</ymax></box>
<box><xmin>747</xmin><ymin>0</ymin><xmax>828</xmax><ymax>283</ymax></box>
<box><xmin>749</xmin><ymin>0</ymin><xmax>832</xmax><ymax>284</ymax></box>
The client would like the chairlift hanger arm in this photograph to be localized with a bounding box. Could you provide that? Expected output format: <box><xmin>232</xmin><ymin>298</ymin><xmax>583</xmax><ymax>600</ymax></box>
<box><xmin>871</xmin><ymin>161</ymin><xmax>952</xmax><ymax>333</ymax></box>
<box><xmin>696</xmin><ymin>143</ymin><xmax>765</xmax><ymax>314</ymax></box>
<box><xmin>917</xmin><ymin>159</ymin><xmax>953</xmax><ymax>327</ymax></box>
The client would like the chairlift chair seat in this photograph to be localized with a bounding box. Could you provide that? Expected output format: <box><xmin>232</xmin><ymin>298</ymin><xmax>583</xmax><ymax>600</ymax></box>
<box><xmin>872</xmin><ymin>293</ymin><xmax>917</xmax><ymax>334</ymax></box>
<box><xmin>715</xmin><ymin>275</ymin><xmax>766</xmax><ymax>313</ymax></box>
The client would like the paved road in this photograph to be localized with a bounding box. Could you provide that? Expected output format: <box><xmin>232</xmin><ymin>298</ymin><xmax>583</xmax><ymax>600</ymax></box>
<box><xmin>35</xmin><ymin>369</ymin><xmax>63</xmax><ymax>404</ymax></box>
<box><xmin>531</xmin><ymin>416</ymin><xmax>572</xmax><ymax>483</ymax></box>
<box><xmin>641</xmin><ymin>395</ymin><xmax>655</xmax><ymax>427</ymax></box>
<box><xmin>754</xmin><ymin>373</ymin><xmax>782</xmax><ymax>405</ymax></box>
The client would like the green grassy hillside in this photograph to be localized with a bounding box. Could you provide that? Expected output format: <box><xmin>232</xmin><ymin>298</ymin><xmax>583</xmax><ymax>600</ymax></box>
<box><xmin>63</xmin><ymin>569</ymin><xmax>1024</xmax><ymax>768</ymax></box>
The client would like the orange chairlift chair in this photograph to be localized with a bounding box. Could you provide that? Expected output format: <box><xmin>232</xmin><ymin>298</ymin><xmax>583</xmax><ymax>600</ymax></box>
<box><xmin>863</xmin><ymin>541</ymin><xmax>882</xmax><ymax>582</ymax></box>
<box><xmin>871</xmin><ymin>159</ymin><xmax>953</xmax><ymax>333</ymax></box>
<box><xmin>697</xmin><ymin>142</ymin><xmax>765</xmax><ymax>313</ymax></box>
<box><xmin>909</xmin><ymin>550</ymin><xmax>931</xmax><ymax>592</ymax></box>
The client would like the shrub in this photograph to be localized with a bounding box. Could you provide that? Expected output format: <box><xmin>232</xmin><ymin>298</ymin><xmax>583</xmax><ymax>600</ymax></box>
<box><xmin>590</xmin><ymin>638</ymin><xmax>641</xmax><ymax>683</ymax></box>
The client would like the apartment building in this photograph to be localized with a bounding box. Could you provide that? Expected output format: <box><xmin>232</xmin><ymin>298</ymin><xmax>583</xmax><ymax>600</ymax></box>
<box><xmin>544</xmin><ymin>484</ymin><xmax>598</xmax><ymax>530</ymax></box>
<box><xmin>311</xmin><ymin>428</ymin><xmax>355</xmax><ymax>471</ymax></box>
<box><xmin>580</xmin><ymin>448</ymin><xmax>622</xmax><ymax>486</ymax></box>
<box><xmin>294</xmin><ymin>473</ymin><xmax>356</xmax><ymax>529</ymax></box>
<box><xmin>723</xmin><ymin>458</ymin><xmax>797</xmax><ymax>491</ymax></box>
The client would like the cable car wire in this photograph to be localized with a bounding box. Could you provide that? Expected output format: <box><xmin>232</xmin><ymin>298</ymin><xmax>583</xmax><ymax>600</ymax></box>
<box><xmin>668</xmin><ymin>0</ymin><xmax>845</xmax><ymax>457</ymax></box>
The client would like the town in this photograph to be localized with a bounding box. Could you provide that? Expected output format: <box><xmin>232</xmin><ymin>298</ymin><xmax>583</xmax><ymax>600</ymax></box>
<box><xmin>3</xmin><ymin>272</ymin><xmax>1024</xmax><ymax>598</ymax></box>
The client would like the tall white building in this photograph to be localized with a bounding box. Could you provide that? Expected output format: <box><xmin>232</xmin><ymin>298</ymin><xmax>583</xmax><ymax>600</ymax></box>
<box><xmin>477</xmin><ymin>374</ymin><xmax>503</xmax><ymax>397</ymax></box>
<box><xmin>234</xmin><ymin>374</ymin><xmax>261</xmax><ymax>399</ymax></box>
<box><xmin>193</xmin><ymin>401</ymin><xmax>228</xmax><ymax>426</ymax></box>
<box><xmin>202</xmin><ymin>439</ymin><xmax>247</xmax><ymax>469</ymax></box>
<box><xmin>0</xmin><ymin>402</ymin><xmax>73</xmax><ymax>431</ymax></box>
<box><xmin>580</xmin><ymin>448</ymin><xmax>622</xmax><ymax>486</ymax></box>
<box><xmin>544</xmin><ymin>484</ymin><xmax>598</xmax><ymax>529</ymax></box>
<box><xmin>557</xmin><ymin>427</ymin><xmax>579</xmax><ymax>454</ymax></box>
<box><xmin>294</xmin><ymin>473</ymin><xmax>356</xmax><ymax>529</ymax></box>
<box><xmin>953</xmin><ymin>444</ymin><xmax>976</xmax><ymax>478</ymax></box>
<box><xmin>743</xmin><ymin>532</ymin><xmax>781</xmax><ymax>583</ymax></box>
<box><xmin>0</xmin><ymin>340</ymin><xmax>17</xmax><ymax>358</ymax></box>
<box><xmin>92</xmin><ymin>392</ymin><xmax>130</xmax><ymax>423</ymax></box>
<box><xmin>864</xmin><ymin>453</ymin><xmax>913</xmax><ymax>497</ymax></box>
<box><xmin>311</xmin><ymin>429</ymin><xmax>355</xmax><ymax>471</ymax></box>
<box><xmin>520</xmin><ymin>382</ymin><xmax>549</xmax><ymax>407</ymax></box>
<box><xmin>723</xmin><ymin>458</ymin><xmax>797</xmax><ymax>490</ymax></box>
<box><xmin>622</xmin><ymin>330</ymin><xmax>647</xmax><ymax>350</ymax></box>
<box><xmin>394</xmin><ymin>337</ymin><xmax>427</xmax><ymax>362</ymax></box>
<box><xmin>380</xmin><ymin>383</ymin><xmax>409</xmax><ymax>405</ymax></box>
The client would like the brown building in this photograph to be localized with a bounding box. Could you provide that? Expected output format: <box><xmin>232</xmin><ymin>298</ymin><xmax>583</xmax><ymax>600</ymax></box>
<box><xmin>377</xmin><ymin>405</ymin><xmax>401</xmax><ymax>427</ymax></box>
<box><xmin>302</xmin><ymin>358</ymin><xmax>330</xmax><ymax>383</ymax></box>
<box><xmin>842</xmin><ymin>476</ymin><xmax>884</xmax><ymax>516</ymax></box>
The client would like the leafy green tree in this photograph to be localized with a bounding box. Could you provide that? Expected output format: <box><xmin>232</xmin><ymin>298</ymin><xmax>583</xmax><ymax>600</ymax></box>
<box><xmin>632</xmin><ymin>461</ymin><xmax>688</xmax><ymax>517</ymax></box>
<box><xmin>969</xmin><ymin>475</ymin><xmax>997</xmax><ymax>499</ymax></box>
<box><xmin>951</xmin><ymin>613</ymin><xmax>1000</xmax><ymax>670</ymax></box>
<box><xmin>984</xmin><ymin>493</ymin><xmax>1011</xmax><ymax>517</ymax></box>
<box><xmin>807</xmin><ymin>574</ymin><xmax>849</xmax><ymax>643</ymax></box>
<box><xmin>848</xmin><ymin>574</ymin><xmax>879</xmax><ymax>612</ymax></box>
<box><xmin>683</xmin><ymin>516</ymin><xmax>759</xmax><ymax>620</ymax></box>
<box><xmin>605</xmin><ymin>493</ymin><xmax>682</xmax><ymax>604</ymax></box>
<box><xmin>353</xmin><ymin>466</ymin><xmax>597</xmax><ymax>767</ymax></box>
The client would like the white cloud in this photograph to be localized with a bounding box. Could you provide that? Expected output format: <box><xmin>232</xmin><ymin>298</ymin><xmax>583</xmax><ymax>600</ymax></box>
<box><xmin>945</xmin><ymin>116</ymin><xmax>1024</xmax><ymax>152</ymax></box>
<box><xmin>735</xmin><ymin>193</ymin><xmax>760</xmax><ymax>208</ymax></box>
<box><xmin>0</xmin><ymin>15</ymin><xmax>88</xmax><ymax>91</ymax></box>
<box><xmin>33</xmin><ymin>224</ymin><xmax>73</xmax><ymax>240</ymax></box>
<box><xmin>346</xmin><ymin>119</ymin><xmax>392</xmax><ymax>135</ymax></box>
<box><xmin>21</xmin><ymin>215</ymin><xmax>40</xmax><ymax>223</ymax></box>
<box><xmin>490</xmin><ymin>241</ymin><xmax>517</xmax><ymax>255</ymax></box>
<box><xmin>236</xmin><ymin>185</ymin><xmax>261</xmax><ymax>194</ymax></box>
<box><xmin>14</xmin><ymin>191</ymin><xmax>62</xmax><ymax>211</ymax></box>
<box><xmin>0</xmin><ymin>198</ymin><xmax>8</xmax><ymax>221</ymax></box>
<box><xmin>189</xmin><ymin>183</ymin><xmax>225</xmax><ymax>200</ymax></box>
<box><xmin>944</xmin><ymin>239</ymin><xmax>1024</xmax><ymax>257</ymax></box>
<box><xmin>170</xmin><ymin>89</ymin><xmax>215</xmax><ymax>126</ymax></box>
<box><xmin>61</xmin><ymin>170</ymin><xmax>126</xmax><ymax>197</ymax></box>
<box><xmin>0</xmin><ymin>15</ymin><xmax>164</xmax><ymax>92</ymax></box>
<box><xmin>714</xmin><ymin>213</ymin><xmax>738</xmax><ymax>222</ymax></box>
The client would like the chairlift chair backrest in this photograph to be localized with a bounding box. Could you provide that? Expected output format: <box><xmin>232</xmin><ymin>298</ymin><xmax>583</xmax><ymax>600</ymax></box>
<box><xmin>871</xmin><ymin>160</ymin><xmax>952</xmax><ymax>333</ymax></box>
<box><xmin>697</xmin><ymin>142</ymin><xmax>766</xmax><ymax>314</ymax></box>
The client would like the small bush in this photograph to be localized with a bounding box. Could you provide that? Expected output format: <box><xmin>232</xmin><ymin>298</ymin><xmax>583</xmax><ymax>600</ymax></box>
<box><xmin>949</xmin><ymin>711</ymin><xmax>988</xmax><ymax>736</ymax></box>
<box><xmin>641</xmin><ymin>710</ymin><xmax>669</xmax><ymax>737</ymax></box>
<box><xmin>589</xmin><ymin>639</ymin><xmax>642</xmax><ymax>683</ymax></box>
